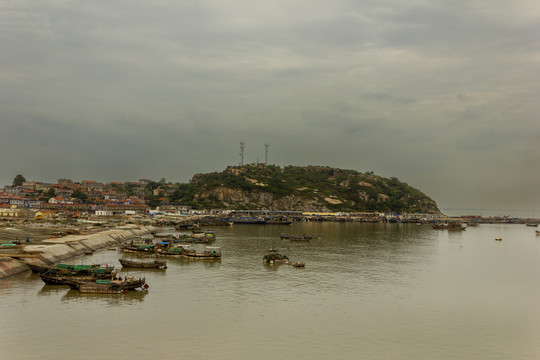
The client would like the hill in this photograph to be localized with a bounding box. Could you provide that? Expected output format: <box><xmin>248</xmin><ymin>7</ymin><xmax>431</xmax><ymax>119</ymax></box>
<box><xmin>169</xmin><ymin>164</ymin><xmax>440</xmax><ymax>213</ymax></box>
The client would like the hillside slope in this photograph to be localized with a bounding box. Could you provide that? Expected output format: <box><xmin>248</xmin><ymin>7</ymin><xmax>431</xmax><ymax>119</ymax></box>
<box><xmin>170</xmin><ymin>164</ymin><xmax>440</xmax><ymax>213</ymax></box>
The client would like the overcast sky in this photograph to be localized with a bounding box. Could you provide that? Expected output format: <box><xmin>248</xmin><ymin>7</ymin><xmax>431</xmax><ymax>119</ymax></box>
<box><xmin>1</xmin><ymin>0</ymin><xmax>539</xmax><ymax>215</ymax></box>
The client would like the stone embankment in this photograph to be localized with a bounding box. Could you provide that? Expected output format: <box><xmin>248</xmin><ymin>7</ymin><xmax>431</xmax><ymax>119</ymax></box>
<box><xmin>0</xmin><ymin>225</ymin><xmax>158</xmax><ymax>279</ymax></box>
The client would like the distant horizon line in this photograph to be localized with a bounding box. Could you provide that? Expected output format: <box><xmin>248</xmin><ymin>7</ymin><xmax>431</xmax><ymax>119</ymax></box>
<box><xmin>442</xmin><ymin>207</ymin><xmax>538</xmax><ymax>211</ymax></box>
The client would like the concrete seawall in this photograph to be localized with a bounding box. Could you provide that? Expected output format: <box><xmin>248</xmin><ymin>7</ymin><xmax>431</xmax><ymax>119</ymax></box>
<box><xmin>0</xmin><ymin>225</ymin><xmax>158</xmax><ymax>279</ymax></box>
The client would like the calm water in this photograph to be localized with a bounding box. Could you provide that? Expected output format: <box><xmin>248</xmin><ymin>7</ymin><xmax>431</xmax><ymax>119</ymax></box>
<box><xmin>1</xmin><ymin>222</ymin><xmax>539</xmax><ymax>360</ymax></box>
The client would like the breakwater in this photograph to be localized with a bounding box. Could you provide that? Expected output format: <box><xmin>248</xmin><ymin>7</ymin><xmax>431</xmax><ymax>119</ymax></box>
<box><xmin>0</xmin><ymin>225</ymin><xmax>158</xmax><ymax>279</ymax></box>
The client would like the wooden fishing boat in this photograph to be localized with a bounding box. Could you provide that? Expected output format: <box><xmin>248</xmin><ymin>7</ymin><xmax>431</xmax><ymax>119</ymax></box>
<box><xmin>119</xmin><ymin>258</ymin><xmax>167</xmax><ymax>269</ymax></box>
<box><xmin>121</xmin><ymin>243</ymin><xmax>155</xmax><ymax>253</ymax></box>
<box><xmin>122</xmin><ymin>276</ymin><xmax>148</xmax><ymax>290</ymax></box>
<box><xmin>185</xmin><ymin>246</ymin><xmax>221</xmax><ymax>260</ymax></box>
<box><xmin>39</xmin><ymin>270</ymin><xmax>113</xmax><ymax>285</ymax></box>
<box><xmin>73</xmin><ymin>280</ymin><xmax>127</xmax><ymax>294</ymax></box>
<box><xmin>174</xmin><ymin>231</ymin><xmax>216</xmax><ymax>244</ymax></box>
<box><xmin>291</xmin><ymin>261</ymin><xmax>306</xmax><ymax>268</ymax></box>
<box><xmin>280</xmin><ymin>233</ymin><xmax>312</xmax><ymax>241</ymax></box>
<box><xmin>25</xmin><ymin>262</ymin><xmax>115</xmax><ymax>275</ymax></box>
<box><xmin>432</xmin><ymin>222</ymin><xmax>466</xmax><ymax>231</ymax></box>
<box><xmin>67</xmin><ymin>277</ymin><xmax>147</xmax><ymax>293</ymax></box>
<box><xmin>160</xmin><ymin>245</ymin><xmax>221</xmax><ymax>260</ymax></box>
<box><xmin>263</xmin><ymin>250</ymin><xmax>289</xmax><ymax>264</ymax></box>
<box><xmin>39</xmin><ymin>268</ymin><xmax>117</xmax><ymax>285</ymax></box>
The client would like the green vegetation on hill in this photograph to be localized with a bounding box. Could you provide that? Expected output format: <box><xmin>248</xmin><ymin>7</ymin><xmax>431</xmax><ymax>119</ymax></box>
<box><xmin>170</xmin><ymin>164</ymin><xmax>440</xmax><ymax>213</ymax></box>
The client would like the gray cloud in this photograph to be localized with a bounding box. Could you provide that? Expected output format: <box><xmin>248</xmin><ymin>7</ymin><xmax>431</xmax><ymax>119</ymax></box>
<box><xmin>0</xmin><ymin>0</ymin><xmax>539</xmax><ymax>214</ymax></box>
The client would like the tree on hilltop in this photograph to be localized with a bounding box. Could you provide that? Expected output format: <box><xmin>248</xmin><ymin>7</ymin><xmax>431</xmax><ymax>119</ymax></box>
<box><xmin>12</xmin><ymin>174</ymin><xmax>26</xmax><ymax>186</ymax></box>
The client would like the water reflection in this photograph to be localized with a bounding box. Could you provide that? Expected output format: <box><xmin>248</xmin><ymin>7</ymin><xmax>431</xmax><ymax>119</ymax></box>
<box><xmin>61</xmin><ymin>289</ymin><xmax>147</xmax><ymax>305</ymax></box>
<box><xmin>38</xmin><ymin>284</ymin><xmax>71</xmax><ymax>296</ymax></box>
<box><xmin>165</xmin><ymin>258</ymin><xmax>222</xmax><ymax>269</ymax></box>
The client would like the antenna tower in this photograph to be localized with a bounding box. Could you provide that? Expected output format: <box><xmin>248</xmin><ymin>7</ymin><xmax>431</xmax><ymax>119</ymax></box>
<box><xmin>239</xmin><ymin>140</ymin><xmax>246</xmax><ymax>166</ymax></box>
<box><xmin>264</xmin><ymin>142</ymin><xmax>269</xmax><ymax>164</ymax></box>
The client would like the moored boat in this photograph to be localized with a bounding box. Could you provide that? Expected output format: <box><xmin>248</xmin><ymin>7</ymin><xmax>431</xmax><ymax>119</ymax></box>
<box><xmin>74</xmin><ymin>280</ymin><xmax>127</xmax><ymax>294</ymax></box>
<box><xmin>39</xmin><ymin>268</ymin><xmax>115</xmax><ymax>285</ymax></box>
<box><xmin>119</xmin><ymin>258</ymin><xmax>167</xmax><ymax>269</ymax></box>
<box><xmin>432</xmin><ymin>222</ymin><xmax>466</xmax><ymax>230</ymax></box>
<box><xmin>230</xmin><ymin>217</ymin><xmax>267</xmax><ymax>225</ymax></box>
<box><xmin>160</xmin><ymin>244</ymin><xmax>221</xmax><ymax>260</ymax></box>
<box><xmin>67</xmin><ymin>276</ymin><xmax>147</xmax><ymax>293</ymax></box>
<box><xmin>25</xmin><ymin>262</ymin><xmax>115</xmax><ymax>275</ymax></box>
<box><xmin>263</xmin><ymin>249</ymin><xmax>289</xmax><ymax>264</ymax></box>
<box><xmin>122</xmin><ymin>243</ymin><xmax>155</xmax><ymax>253</ymax></box>
<box><xmin>265</xmin><ymin>217</ymin><xmax>293</xmax><ymax>225</ymax></box>
<box><xmin>174</xmin><ymin>231</ymin><xmax>216</xmax><ymax>244</ymax></box>
<box><xmin>280</xmin><ymin>233</ymin><xmax>314</xmax><ymax>241</ymax></box>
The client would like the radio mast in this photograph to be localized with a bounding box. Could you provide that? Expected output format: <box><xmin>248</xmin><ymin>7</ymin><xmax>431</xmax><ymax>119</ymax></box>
<box><xmin>264</xmin><ymin>142</ymin><xmax>269</xmax><ymax>164</ymax></box>
<box><xmin>239</xmin><ymin>140</ymin><xmax>246</xmax><ymax>166</ymax></box>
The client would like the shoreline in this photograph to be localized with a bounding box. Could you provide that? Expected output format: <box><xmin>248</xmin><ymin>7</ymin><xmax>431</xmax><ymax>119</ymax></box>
<box><xmin>0</xmin><ymin>224</ymin><xmax>158</xmax><ymax>279</ymax></box>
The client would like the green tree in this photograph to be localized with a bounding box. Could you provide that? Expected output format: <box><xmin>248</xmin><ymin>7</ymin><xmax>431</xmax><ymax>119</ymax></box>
<box><xmin>146</xmin><ymin>181</ymin><xmax>160</xmax><ymax>191</ymax></box>
<box><xmin>45</xmin><ymin>188</ymin><xmax>56</xmax><ymax>198</ymax></box>
<box><xmin>71</xmin><ymin>189</ymin><xmax>88</xmax><ymax>201</ymax></box>
<box><xmin>12</xmin><ymin>174</ymin><xmax>26</xmax><ymax>186</ymax></box>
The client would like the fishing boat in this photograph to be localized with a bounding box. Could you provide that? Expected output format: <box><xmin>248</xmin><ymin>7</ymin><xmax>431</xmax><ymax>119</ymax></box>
<box><xmin>67</xmin><ymin>276</ymin><xmax>147</xmax><ymax>293</ymax></box>
<box><xmin>39</xmin><ymin>268</ymin><xmax>115</xmax><ymax>285</ymax></box>
<box><xmin>25</xmin><ymin>262</ymin><xmax>115</xmax><ymax>275</ymax></box>
<box><xmin>263</xmin><ymin>249</ymin><xmax>289</xmax><ymax>264</ymax></box>
<box><xmin>265</xmin><ymin>217</ymin><xmax>293</xmax><ymax>225</ymax></box>
<box><xmin>68</xmin><ymin>280</ymin><xmax>127</xmax><ymax>294</ymax></box>
<box><xmin>122</xmin><ymin>243</ymin><xmax>155</xmax><ymax>254</ymax></box>
<box><xmin>432</xmin><ymin>222</ymin><xmax>466</xmax><ymax>231</ymax></box>
<box><xmin>160</xmin><ymin>245</ymin><xmax>221</xmax><ymax>260</ymax></box>
<box><xmin>229</xmin><ymin>217</ymin><xmax>267</xmax><ymax>225</ymax></box>
<box><xmin>174</xmin><ymin>231</ymin><xmax>216</xmax><ymax>244</ymax></box>
<box><xmin>280</xmin><ymin>233</ymin><xmax>312</xmax><ymax>241</ymax></box>
<box><xmin>119</xmin><ymin>258</ymin><xmax>167</xmax><ymax>269</ymax></box>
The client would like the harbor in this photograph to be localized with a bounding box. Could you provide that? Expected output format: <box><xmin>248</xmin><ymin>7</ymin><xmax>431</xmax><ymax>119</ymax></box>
<box><xmin>1</xmin><ymin>220</ymin><xmax>540</xmax><ymax>360</ymax></box>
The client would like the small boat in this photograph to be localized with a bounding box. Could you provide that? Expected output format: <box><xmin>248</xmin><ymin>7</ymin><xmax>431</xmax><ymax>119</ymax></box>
<box><xmin>495</xmin><ymin>237</ymin><xmax>502</xmax><ymax>241</ymax></box>
<box><xmin>174</xmin><ymin>231</ymin><xmax>216</xmax><ymax>244</ymax></box>
<box><xmin>122</xmin><ymin>276</ymin><xmax>148</xmax><ymax>290</ymax></box>
<box><xmin>526</xmin><ymin>223</ymin><xmax>538</xmax><ymax>227</ymax></box>
<box><xmin>119</xmin><ymin>258</ymin><xmax>167</xmax><ymax>269</ymax></box>
<box><xmin>280</xmin><ymin>233</ymin><xmax>315</xmax><ymax>241</ymax></box>
<box><xmin>432</xmin><ymin>222</ymin><xmax>466</xmax><ymax>230</ymax></box>
<box><xmin>230</xmin><ymin>217</ymin><xmax>267</xmax><ymax>225</ymax></box>
<box><xmin>160</xmin><ymin>245</ymin><xmax>221</xmax><ymax>260</ymax></box>
<box><xmin>122</xmin><ymin>243</ymin><xmax>155</xmax><ymax>253</ymax></box>
<box><xmin>536</xmin><ymin>230</ymin><xmax>540</xmax><ymax>235</ymax></box>
<box><xmin>67</xmin><ymin>277</ymin><xmax>147</xmax><ymax>293</ymax></box>
<box><xmin>39</xmin><ymin>268</ymin><xmax>115</xmax><ymax>285</ymax></box>
<box><xmin>25</xmin><ymin>262</ymin><xmax>115</xmax><ymax>275</ymax></box>
<box><xmin>185</xmin><ymin>246</ymin><xmax>221</xmax><ymax>260</ymax></box>
<box><xmin>263</xmin><ymin>250</ymin><xmax>289</xmax><ymax>264</ymax></box>
<box><xmin>69</xmin><ymin>280</ymin><xmax>128</xmax><ymax>294</ymax></box>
